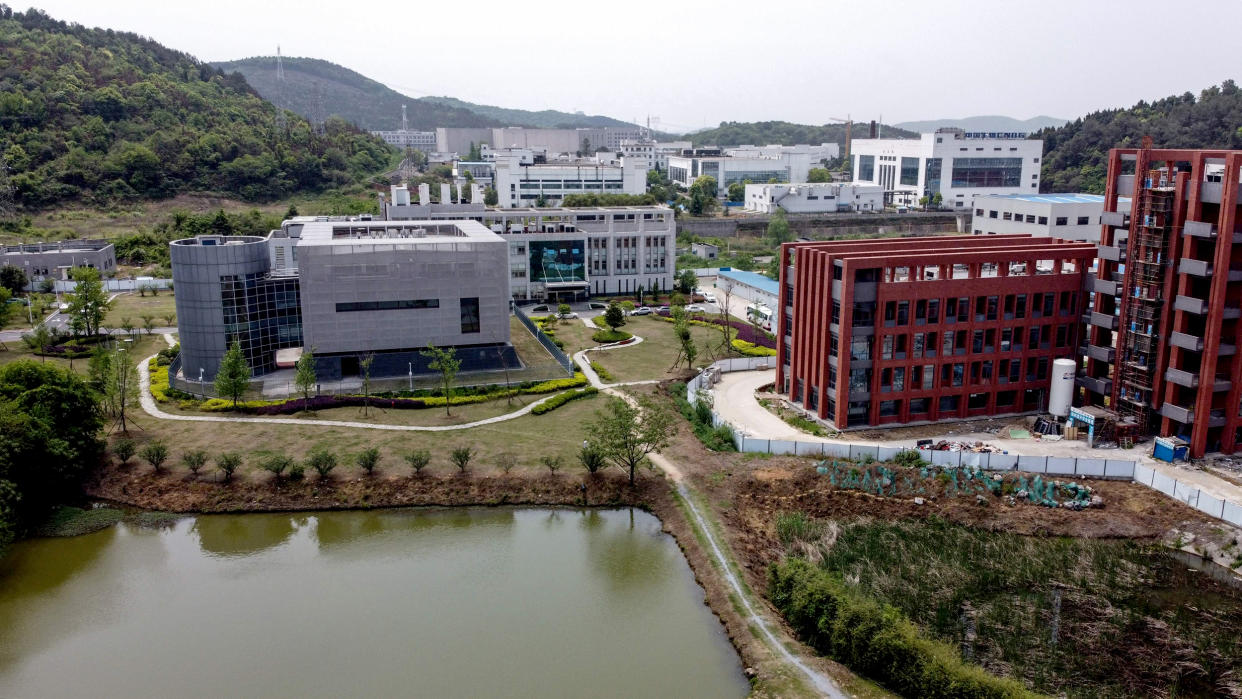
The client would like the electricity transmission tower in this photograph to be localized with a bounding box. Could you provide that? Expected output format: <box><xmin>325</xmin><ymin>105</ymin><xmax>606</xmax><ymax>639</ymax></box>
<box><xmin>274</xmin><ymin>45</ymin><xmax>288</xmax><ymax>135</ymax></box>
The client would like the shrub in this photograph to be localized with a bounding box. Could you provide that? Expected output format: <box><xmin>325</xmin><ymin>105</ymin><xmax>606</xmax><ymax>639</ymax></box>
<box><xmin>775</xmin><ymin>511</ymin><xmax>824</xmax><ymax>549</ymax></box>
<box><xmin>288</xmin><ymin>462</ymin><xmax>305</xmax><ymax>480</ymax></box>
<box><xmin>768</xmin><ymin>559</ymin><xmax>1035</xmax><ymax>699</ymax></box>
<box><xmin>258</xmin><ymin>453</ymin><xmax>294</xmax><ymax>479</ymax></box>
<box><xmin>450</xmin><ymin>446</ymin><xmax>474</xmax><ymax>472</ymax></box>
<box><xmin>592</xmin><ymin>329</ymin><xmax>633</xmax><ymax>343</ymax></box>
<box><xmin>589</xmin><ymin>360</ymin><xmax>615</xmax><ymax>382</ymax></box>
<box><xmin>307</xmin><ymin>448</ymin><xmax>338</xmax><ymax>479</ymax></box>
<box><xmin>579</xmin><ymin>445</ymin><xmax>606</xmax><ymax>474</ymax></box>
<box><xmin>522</xmin><ymin>373</ymin><xmax>587</xmax><ymax>394</ymax></box>
<box><xmin>113</xmin><ymin>438</ymin><xmax>136</xmax><ymax>465</ymax></box>
<box><xmin>139</xmin><ymin>441</ymin><xmax>170</xmax><ymax>472</ymax></box>
<box><xmin>531</xmin><ymin>387</ymin><xmax>599</xmax><ymax>415</ymax></box>
<box><xmin>540</xmin><ymin>455</ymin><xmax>563</xmax><ymax>475</ymax></box>
<box><xmin>355</xmin><ymin>447</ymin><xmax>381</xmax><ymax>476</ymax></box>
<box><xmin>497</xmin><ymin>453</ymin><xmax>517</xmax><ymax>474</ymax></box>
<box><xmin>216</xmin><ymin>452</ymin><xmax>242</xmax><ymax>482</ymax></box>
<box><xmin>731</xmin><ymin>338</ymin><xmax>777</xmax><ymax>357</ymax></box>
<box><xmin>669</xmin><ymin>384</ymin><xmax>737</xmax><ymax>452</ymax></box>
<box><xmin>893</xmin><ymin>449</ymin><xmax>926</xmax><ymax>468</ymax></box>
<box><xmin>403</xmin><ymin>449</ymin><xmax>431</xmax><ymax>475</ymax></box>
<box><xmin>181</xmin><ymin>449</ymin><xmax>208</xmax><ymax>475</ymax></box>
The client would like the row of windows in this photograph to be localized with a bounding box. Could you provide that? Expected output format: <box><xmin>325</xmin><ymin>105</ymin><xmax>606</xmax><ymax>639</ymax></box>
<box><xmin>977</xmin><ymin>209</ymin><xmax>1093</xmax><ymax>226</ymax></box>
<box><xmin>335</xmin><ymin>299</ymin><xmax>439</xmax><ymax>312</ymax></box>
<box><xmin>833</xmin><ymin>292</ymin><xmax>1079</xmax><ymax>327</ymax></box>
<box><xmin>829</xmin><ymin>323</ymin><xmax>1076</xmax><ymax>362</ymax></box>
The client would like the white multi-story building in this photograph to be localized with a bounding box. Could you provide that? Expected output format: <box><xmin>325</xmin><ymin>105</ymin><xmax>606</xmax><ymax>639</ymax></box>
<box><xmin>970</xmin><ymin>193</ymin><xmax>1132</xmax><ymax>242</ymax></box>
<box><xmin>725</xmin><ymin>143</ymin><xmax>839</xmax><ymax>164</ymax></box>
<box><xmin>491</xmin><ymin>155</ymin><xmax>646</xmax><ymax>208</ymax></box>
<box><xmin>437</xmin><ymin>126</ymin><xmax>648</xmax><ymax>157</ymax></box>
<box><xmin>620</xmin><ymin>139</ymin><xmax>695</xmax><ymax>172</ymax></box>
<box><xmin>387</xmin><ymin>204</ymin><xmax>676</xmax><ymax>300</ymax></box>
<box><xmin>667</xmin><ymin>150</ymin><xmax>813</xmax><ymax>195</ymax></box>
<box><xmin>370</xmin><ymin>129</ymin><xmax>437</xmax><ymax>149</ymax></box>
<box><xmin>850</xmin><ymin>128</ymin><xmax>1043</xmax><ymax>208</ymax></box>
<box><xmin>744</xmin><ymin>182</ymin><xmax>884</xmax><ymax>214</ymax></box>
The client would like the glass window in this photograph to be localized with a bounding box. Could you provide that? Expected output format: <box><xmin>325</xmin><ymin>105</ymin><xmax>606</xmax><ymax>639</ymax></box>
<box><xmin>923</xmin><ymin>158</ymin><xmax>942</xmax><ymax>193</ymax></box>
<box><xmin>1077</xmin><ymin>216</ymin><xmax>1090</xmax><ymax>225</ymax></box>
<box><xmin>460</xmin><ymin>297</ymin><xmax>480</xmax><ymax>334</ymax></box>
<box><xmin>529</xmin><ymin>240</ymin><xmax>586</xmax><ymax>282</ymax></box>
<box><xmin>900</xmin><ymin>157</ymin><xmax>919</xmax><ymax>186</ymax></box>
<box><xmin>949</xmin><ymin>157</ymin><xmax>1023</xmax><ymax>188</ymax></box>
<box><xmin>1055</xmin><ymin>217</ymin><xmax>1068</xmax><ymax>226</ymax></box>
<box><xmin>927</xmin><ymin>299</ymin><xmax>940</xmax><ymax>323</ymax></box>
<box><xmin>850</xmin><ymin>336</ymin><xmax>872</xmax><ymax>360</ymax></box>
<box><xmin>1037</xmin><ymin>216</ymin><xmax>1048</xmax><ymax>224</ymax></box>
<box><xmin>857</xmin><ymin>155</ymin><xmax>875</xmax><ymax>181</ymax></box>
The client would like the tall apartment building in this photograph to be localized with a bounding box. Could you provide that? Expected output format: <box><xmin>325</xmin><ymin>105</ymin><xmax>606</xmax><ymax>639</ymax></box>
<box><xmin>1080</xmin><ymin>148</ymin><xmax>1242</xmax><ymax>457</ymax></box>
<box><xmin>776</xmin><ymin>235</ymin><xmax>1095</xmax><ymax>429</ymax></box>
<box><xmin>851</xmin><ymin>128</ymin><xmax>1043</xmax><ymax>208</ymax></box>
<box><xmin>389</xmin><ymin>205</ymin><xmax>675</xmax><ymax>300</ymax></box>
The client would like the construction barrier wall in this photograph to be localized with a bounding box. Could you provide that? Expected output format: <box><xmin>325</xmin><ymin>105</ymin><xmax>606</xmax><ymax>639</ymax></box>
<box><xmin>688</xmin><ymin>359</ymin><xmax>1242</xmax><ymax>528</ymax></box>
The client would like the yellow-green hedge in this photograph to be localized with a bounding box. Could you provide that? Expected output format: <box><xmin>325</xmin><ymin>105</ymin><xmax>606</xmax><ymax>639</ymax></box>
<box><xmin>732</xmin><ymin>339</ymin><xmax>777</xmax><ymax>356</ymax></box>
<box><xmin>147</xmin><ymin>357</ymin><xmax>174</xmax><ymax>403</ymax></box>
<box><xmin>531</xmin><ymin>387</ymin><xmax>598</xmax><ymax>415</ymax></box>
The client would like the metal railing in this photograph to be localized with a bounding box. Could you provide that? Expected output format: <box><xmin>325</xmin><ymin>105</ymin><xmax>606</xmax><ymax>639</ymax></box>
<box><xmin>513</xmin><ymin>306</ymin><xmax>575</xmax><ymax>375</ymax></box>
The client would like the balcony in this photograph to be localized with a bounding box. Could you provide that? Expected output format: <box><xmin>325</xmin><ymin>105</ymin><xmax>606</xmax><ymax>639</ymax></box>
<box><xmin>1175</xmin><ymin>295</ymin><xmax>1207</xmax><ymax>315</ymax></box>
<box><xmin>1184</xmin><ymin>220</ymin><xmax>1216</xmax><ymax>238</ymax></box>
<box><xmin>1075</xmin><ymin>374</ymin><xmax>1112</xmax><ymax>395</ymax></box>
<box><xmin>1169</xmin><ymin>331</ymin><xmax>1203</xmax><ymax>352</ymax></box>
<box><xmin>1087</xmin><ymin>311</ymin><xmax>1118</xmax><ymax>330</ymax></box>
<box><xmin>1085</xmin><ymin>344</ymin><xmax>1115</xmax><ymax>362</ymax></box>
<box><xmin>785</xmin><ymin>266</ymin><xmax>795</xmax><ymax>284</ymax></box>
<box><xmin>1164</xmin><ymin>367</ymin><xmax>1199</xmax><ymax>388</ymax></box>
<box><xmin>1160</xmin><ymin>402</ymin><xmax>1194</xmax><ymax>424</ymax></box>
<box><xmin>1178</xmin><ymin>258</ymin><xmax>1212</xmax><ymax>277</ymax></box>
<box><xmin>1101</xmin><ymin>211</ymin><xmax>1129</xmax><ymax>228</ymax></box>
<box><xmin>1089</xmin><ymin>274</ymin><xmax>1118</xmax><ymax>296</ymax></box>
<box><xmin>1097</xmin><ymin>245</ymin><xmax>1126</xmax><ymax>263</ymax></box>
<box><xmin>1117</xmin><ymin>175</ymin><xmax>1136</xmax><ymax>197</ymax></box>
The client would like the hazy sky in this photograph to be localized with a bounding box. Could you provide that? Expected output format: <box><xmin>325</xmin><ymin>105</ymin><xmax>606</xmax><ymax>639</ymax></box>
<box><xmin>21</xmin><ymin>0</ymin><xmax>1242</xmax><ymax>131</ymax></box>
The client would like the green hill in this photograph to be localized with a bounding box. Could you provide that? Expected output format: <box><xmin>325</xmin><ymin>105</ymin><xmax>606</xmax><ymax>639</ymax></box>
<box><xmin>0</xmin><ymin>7</ymin><xmax>394</xmax><ymax>210</ymax></box>
<box><xmin>212</xmin><ymin>57</ymin><xmax>499</xmax><ymax>131</ymax></box>
<box><xmin>1037</xmin><ymin>81</ymin><xmax>1242</xmax><ymax>193</ymax></box>
<box><xmin>687</xmin><ymin>120</ymin><xmax>919</xmax><ymax>148</ymax></box>
<box><xmin>419</xmin><ymin>95</ymin><xmax>635</xmax><ymax>129</ymax></box>
<box><xmin>894</xmin><ymin>115</ymin><xmax>1066</xmax><ymax>133</ymax></box>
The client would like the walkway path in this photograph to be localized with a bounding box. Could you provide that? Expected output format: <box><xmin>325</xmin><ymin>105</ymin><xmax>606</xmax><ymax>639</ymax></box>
<box><xmin>714</xmin><ymin>369</ymin><xmax>1242</xmax><ymax>505</ymax></box>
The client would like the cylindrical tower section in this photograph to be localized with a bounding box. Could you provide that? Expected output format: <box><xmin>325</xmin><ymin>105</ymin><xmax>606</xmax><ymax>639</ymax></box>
<box><xmin>170</xmin><ymin>235</ymin><xmax>271</xmax><ymax>381</ymax></box>
<box><xmin>1048</xmin><ymin>357</ymin><xmax>1077</xmax><ymax>418</ymax></box>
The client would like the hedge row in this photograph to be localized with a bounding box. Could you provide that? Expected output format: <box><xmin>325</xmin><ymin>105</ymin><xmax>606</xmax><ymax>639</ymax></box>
<box><xmin>531</xmin><ymin>387</ymin><xmax>598</xmax><ymax>415</ymax></box>
<box><xmin>146</xmin><ymin>357</ymin><xmax>194</xmax><ymax>403</ymax></box>
<box><xmin>731</xmin><ymin>339</ymin><xmax>776</xmax><ymax>357</ymax></box>
<box><xmin>653</xmin><ymin>310</ymin><xmax>777</xmax><ymax>348</ymax></box>
<box><xmin>768</xmin><ymin>559</ymin><xmax>1036</xmax><ymax>699</ymax></box>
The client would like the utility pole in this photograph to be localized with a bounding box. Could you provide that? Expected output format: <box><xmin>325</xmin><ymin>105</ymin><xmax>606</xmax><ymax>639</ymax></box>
<box><xmin>274</xmin><ymin>45</ymin><xmax>288</xmax><ymax>136</ymax></box>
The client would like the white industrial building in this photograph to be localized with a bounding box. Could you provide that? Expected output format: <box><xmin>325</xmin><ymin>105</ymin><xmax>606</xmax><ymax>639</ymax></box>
<box><xmin>850</xmin><ymin>128</ymin><xmax>1043</xmax><ymax>208</ymax></box>
<box><xmin>619</xmin><ymin>139</ymin><xmax>693</xmax><ymax>171</ymax></box>
<box><xmin>371</xmin><ymin>129</ymin><xmax>437</xmax><ymax>149</ymax></box>
<box><xmin>744</xmin><ymin>182</ymin><xmax>884</xmax><ymax>214</ymax></box>
<box><xmin>436</xmin><ymin>126</ymin><xmax>648</xmax><ymax>157</ymax></box>
<box><xmin>971</xmin><ymin>193</ymin><xmax>1132</xmax><ymax>242</ymax></box>
<box><xmin>491</xmin><ymin>155</ymin><xmax>646</xmax><ymax>208</ymax></box>
<box><xmin>667</xmin><ymin>150</ymin><xmax>814</xmax><ymax>195</ymax></box>
<box><xmin>725</xmin><ymin>143</ymin><xmax>839</xmax><ymax>164</ymax></box>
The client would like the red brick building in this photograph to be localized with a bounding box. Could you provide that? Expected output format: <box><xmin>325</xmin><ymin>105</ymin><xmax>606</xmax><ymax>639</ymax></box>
<box><xmin>776</xmin><ymin>235</ymin><xmax>1096</xmax><ymax>429</ymax></box>
<box><xmin>1080</xmin><ymin>148</ymin><xmax>1242</xmax><ymax>457</ymax></box>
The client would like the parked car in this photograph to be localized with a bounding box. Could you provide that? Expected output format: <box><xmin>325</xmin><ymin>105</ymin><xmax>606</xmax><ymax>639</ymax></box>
<box><xmin>656</xmin><ymin>306</ymin><xmax>670</xmax><ymax>313</ymax></box>
<box><xmin>557</xmin><ymin>311</ymin><xmax>578</xmax><ymax>319</ymax></box>
<box><xmin>587</xmin><ymin>302</ymin><xmax>608</xmax><ymax>310</ymax></box>
<box><xmin>701</xmin><ymin>292</ymin><xmax>717</xmax><ymax>304</ymax></box>
<box><xmin>685</xmin><ymin>304</ymin><xmax>705</xmax><ymax>313</ymax></box>
<box><xmin>630</xmin><ymin>306</ymin><xmax>653</xmax><ymax>316</ymax></box>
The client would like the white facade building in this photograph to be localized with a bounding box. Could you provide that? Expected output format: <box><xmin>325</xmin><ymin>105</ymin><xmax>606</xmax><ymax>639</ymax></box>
<box><xmin>619</xmin><ymin>139</ymin><xmax>692</xmax><ymax>172</ymax></box>
<box><xmin>744</xmin><ymin>182</ymin><xmax>884</xmax><ymax>214</ymax></box>
<box><xmin>491</xmin><ymin>155</ymin><xmax>646</xmax><ymax>208</ymax></box>
<box><xmin>667</xmin><ymin>151</ymin><xmax>813</xmax><ymax>195</ymax></box>
<box><xmin>725</xmin><ymin>143</ymin><xmax>839</xmax><ymax>164</ymax></box>
<box><xmin>371</xmin><ymin>129</ymin><xmax>437</xmax><ymax>149</ymax></box>
<box><xmin>850</xmin><ymin>128</ymin><xmax>1043</xmax><ymax>208</ymax></box>
<box><xmin>970</xmin><ymin>193</ymin><xmax>1132</xmax><ymax>242</ymax></box>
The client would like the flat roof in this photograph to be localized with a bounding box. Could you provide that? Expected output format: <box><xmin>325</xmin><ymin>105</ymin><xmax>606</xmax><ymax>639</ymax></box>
<box><xmin>297</xmin><ymin>219</ymin><xmax>503</xmax><ymax>247</ymax></box>
<box><xmin>977</xmin><ymin>193</ymin><xmax>1111</xmax><ymax>204</ymax></box>
<box><xmin>718</xmin><ymin>268</ymin><xmax>779</xmax><ymax>295</ymax></box>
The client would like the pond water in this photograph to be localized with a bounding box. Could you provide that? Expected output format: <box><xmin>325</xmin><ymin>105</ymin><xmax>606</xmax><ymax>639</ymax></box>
<box><xmin>0</xmin><ymin>507</ymin><xmax>748</xmax><ymax>698</ymax></box>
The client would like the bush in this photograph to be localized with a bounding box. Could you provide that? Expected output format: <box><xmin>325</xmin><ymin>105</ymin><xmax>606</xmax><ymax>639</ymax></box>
<box><xmin>589</xmin><ymin>360</ymin><xmax>615</xmax><ymax>382</ymax></box>
<box><xmin>893</xmin><ymin>449</ymin><xmax>926</xmax><ymax>468</ymax></box>
<box><xmin>531</xmin><ymin>387</ymin><xmax>599</xmax><ymax>415</ymax></box>
<box><xmin>768</xmin><ymin>559</ymin><xmax>1035</xmax><ymax>699</ymax></box>
<box><xmin>450</xmin><ymin>446</ymin><xmax>474</xmax><ymax>473</ymax></box>
<box><xmin>497</xmin><ymin>453</ymin><xmax>517</xmax><ymax>474</ymax></box>
<box><xmin>403</xmin><ymin>449</ymin><xmax>431</xmax><ymax>474</ymax></box>
<box><xmin>355</xmin><ymin>447</ymin><xmax>380</xmax><ymax>476</ymax></box>
<box><xmin>139</xmin><ymin>441</ymin><xmax>170</xmax><ymax>472</ymax></box>
<box><xmin>216</xmin><ymin>452</ymin><xmax>242</xmax><ymax>481</ymax></box>
<box><xmin>731</xmin><ymin>338</ymin><xmax>777</xmax><ymax>357</ymax></box>
<box><xmin>592</xmin><ymin>329</ymin><xmax>633</xmax><ymax>344</ymax></box>
<box><xmin>669</xmin><ymin>384</ymin><xmax>736</xmax><ymax>452</ymax></box>
<box><xmin>307</xmin><ymin>448</ymin><xmax>337</xmax><ymax>479</ymax></box>
<box><xmin>540</xmin><ymin>455</ymin><xmax>563</xmax><ymax>475</ymax></box>
<box><xmin>181</xmin><ymin>449</ymin><xmax>208</xmax><ymax>475</ymax></box>
<box><xmin>258</xmin><ymin>453</ymin><xmax>293</xmax><ymax>479</ymax></box>
<box><xmin>113</xmin><ymin>438</ymin><xmax>136</xmax><ymax>465</ymax></box>
<box><xmin>579</xmin><ymin>445</ymin><xmax>606</xmax><ymax>474</ymax></box>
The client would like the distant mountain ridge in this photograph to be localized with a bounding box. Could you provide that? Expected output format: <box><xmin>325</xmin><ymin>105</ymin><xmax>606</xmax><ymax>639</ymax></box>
<box><xmin>893</xmin><ymin>115</ymin><xmax>1067</xmax><ymax>133</ymax></box>
<box><xmin>686</xmin><ymin>120</ymin><xmax>919</xmax><ymax>148</ymax></box>
<box><xmin>212</xmin><ymin>57</ymin><xmax>641</xmax><ymax>132</ymax></box>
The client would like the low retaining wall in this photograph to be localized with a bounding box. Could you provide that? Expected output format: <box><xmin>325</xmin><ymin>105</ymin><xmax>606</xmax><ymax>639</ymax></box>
<box><xmin>688</xmin><ymin>360</ymin><xmax>1242</xmax><ymax>528</ymax></box>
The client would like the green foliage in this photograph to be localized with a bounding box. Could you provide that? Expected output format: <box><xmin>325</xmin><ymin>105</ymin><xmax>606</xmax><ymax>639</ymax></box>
<box><xmin>768</xmin><ymin>558</ymin><xmax>1036</xmax><ymax>699</ymax></box>
<box><xmin>1038</xmin><ymin>80</ymin><xmax>1242</xmax><ymax>193</ymax></box>
<box><xmin>603</xmin><ymin>302</ymin><xmax>626</xmax><ymax>331</ymax></box>
<box><xmin>294</xmin><ymin>347</ymin><xmax>317</xmax><ymax>407</ymax></box>
<box><xmin>669</xmin><ymin>383</ymin><xmax>736</xmax><ymax>452</ymax></box>
<box><xmin>731</xmin><ymin>339</ymin><xmax>776</xmax><ymax>356</ymax></box>
<box><xmin>557</xmin><ymin>303</ymin><xmax>571</xmax><ymax>317</ymax></box>
<box><xmin>540</xmin><ymin>454</ymin><xmax>563</xmax><ymax>475</ymax></box>
<box><xmin>403</xmin><ymin>449</ymin><xmax>431</xmax><ymax>474</ymax></box>
<box><xmin>112</xmin><ymin>437</ymin><xmax>136</xmax><ymax>464</ymax></box>
<box><xmin>450</xmin><ymin>446</ymin><xmax>474</xmax><ymax>473</ymax></box>
<box><xmin>806</xmin><ymin>167</ymin><xmax>832</xmax><ymax>183</ymax></box>
<box><xmin>560</xmin><ymin>192</ymin><xmax>658</xmax><ymax>207</ymax></box>
<box><xmin>689</xmin><ymin>120</ymin><xmax>917</xmax><ymax>148</ymax></box>
<box><xmin>578</xmin><ymin>444</ymin><xmax>606</xmax><ymax>474</ymax></box>
<box><xmin>483</xmin><ymin>186</ymin><xmax>498</xmax><ymax>206</ymax></box>
<box><xmin>214</xmin><ymin>341</ymin><xmax>250</xmax><ymax>408</ymax></box>
<box><xmin>258</xmin><ymin>453</ymin><xmax>293</xmax><ymax>479</ymax></box>
<box><xmin>892</xmin><ymin>449</ymin><xmax>926</xmax><ymax>468</ymax></box>
<box><xmin>688</xmin><ymin>176</ymin><xmax>719</xmax><ymax>216</ymax></box>
<box><xmin>677</xmin><ymin>269</ymin><xmax>697</xmax><ymax>295</ymax></box>
<box><xmin>588</xmin><ymin>360</ymin><xmax>614</xmax><ymax>383</ymax></box>
<box><xmin>422</xmin><ymin>344</ymin><xmax>460</xmax><ymax>416</ymax></box>
<box><xmin>181</xmin><ymin>449</ymin><xmax>208</xmax><ymax>475</ymax></box>
<box><xmin>0</xmin><ymin>265</ymin><xmax>27</xmax><ymax>295</ymax></box>
<box><xmin>775</xmin><ymin>511</ymin><xmax>825</xmax><ymax>549</ymax></box>
<box><xmin>307</xmin><ymin>447</ymin><xmax>338</xmax><ymax>479</ymax></box>
<box><xmin>765</xmin><ymin>208</ymin><xmax>793</xmax><ymax>245</ymax></box>
<box><xmin>531</xmin><ymin>387</ymin><xmax>598</xmax><ymax>415</ymax></box>
<box><xmin>586</xmin><ymin>395</ymin><xmax>675</xmax><ymax>485</ymax></box>
<box><xmin>355</xmin><ymin>447</ymin><xmax>381</xmax><ymax>475</ymax></box>
<box><xmin>592</xmin><ymin>328</ymin><xmax>632</xmax><ymax>343</ymax></box>
<box><xmin>216</xmin><ymin>452</ymin><xmax>242</xmax><ymax>481</ymax></box>
<box><xmin>138</xmin><ymin>440</ymin><xmax>170</xmax><ymax>472</ymax></box>
<box><xmin>726</xmin><ymin>182</ymin><xmax>745</xmax><ymax>203</ymax></box>
<box><xmin>66</xmin><ymin>266</ymin><xmax>110</xmax><ymax>337</ymax></box>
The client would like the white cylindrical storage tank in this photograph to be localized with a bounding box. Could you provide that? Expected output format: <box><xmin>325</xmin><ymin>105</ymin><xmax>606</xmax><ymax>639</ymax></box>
<box><xmin>1047</xmin><ymin>358</ymin><xmax>1076</xmax><ymax>417</ymax></box>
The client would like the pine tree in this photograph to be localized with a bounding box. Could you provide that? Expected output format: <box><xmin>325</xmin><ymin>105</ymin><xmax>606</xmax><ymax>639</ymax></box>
<box><xmin>214</xmin><ymin>340</ymin><xmax>250</xmax><ymax>408</ymax></box>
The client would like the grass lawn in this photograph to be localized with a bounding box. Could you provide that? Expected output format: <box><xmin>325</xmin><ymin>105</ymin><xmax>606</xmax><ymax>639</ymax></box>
<box><xmin>590</xmin><ymin>315</ymin><xmax>732</xmax><ymax>383</ymax></box>
<box><xmin>104</xmin><ymin>291</ymin><xmax>178</xmax><ymax>328</ymax></box>
<box><xmin>0</xmin><ymin>333</ymin><xmax>167</xmax><ymax>374</ymax></box>
<box><xmin>114</xmin><ymin>390</ymin><xmax>607</xmax><ymax>481</ymax></box>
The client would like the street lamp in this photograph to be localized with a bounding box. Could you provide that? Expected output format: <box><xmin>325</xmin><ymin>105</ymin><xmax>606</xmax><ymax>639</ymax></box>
<box><xmin>408</xmin><ymin>362</ymin><xmax>413</xmax><ymax>392</ymax></box>
<box><xmin>198</xmin><ymin>367</ymin><xmax>205</xmax><ymax>400</ymax></box>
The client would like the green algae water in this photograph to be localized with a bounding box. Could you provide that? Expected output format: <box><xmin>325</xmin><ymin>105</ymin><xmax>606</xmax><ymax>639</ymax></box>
<box><xmin>0</xmin><ymin>508</ymin><xmax>748</xmax><ymax>698</ymax></box>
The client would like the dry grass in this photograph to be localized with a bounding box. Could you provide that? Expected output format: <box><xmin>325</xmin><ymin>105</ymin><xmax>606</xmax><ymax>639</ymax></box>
<box><xmin>104</xmin><ymin>291</ymin><xmax>178</xmax><ymax>327</ymax></box>
<box><xmin>590</xmin><ymin>316</ymin><xmax>729</xmax><ymax>383</ymax></box>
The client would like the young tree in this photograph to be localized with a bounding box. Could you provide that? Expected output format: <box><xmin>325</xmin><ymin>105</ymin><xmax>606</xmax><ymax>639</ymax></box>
<box><xmin>931</xmin><ymin>192</ymin><xmax>943</xmax><ymax>208</ymax></box>
<box><xmin>603</xmin><ymin>303</ymin><xmax>626</xmax><ymax>331</ymax></box>
<box><xmin>0</xmin><ymin>264</ymin><xmax>26</xmax><ymax>296</ymax></box>
<box><xmin>677</xmin><ymin>269</ymin><xmax>697</xmax><ymax>296</ymax></box>
<box><xmin>359</xmin><ymin>353</ymin><xmax>374</xmax><ymax>417</ymax></box>
<box><xmin>587</xmin><ymin>396</ymin><xmax>675</xmax><ymax>486</ymax></box>
<box><xmin>403</xmin><ymin>449</ymin><xmax>431</xmax><ymax>475</ymax></box>
<box><xmin>214</xmin><ymin>341</ymin><xmax>250</xmax><ymax>409</ymax></box>
<box><xmin>355</xmin><ymin>447</ymin><xmax>380</xmax><ymax>476</ymax></box>
<box><xmin>766</xmin><ymin>208</ymin><xmax>793</xmax><ymax>246</ymax></box>
<box><xmin>557</xmin><ymin>303</ymin><xmax>571</xmax><ymax>319</ymax></box>
<box><xmin>182</xmin><ymin>449</ymin><xmax>208</xmax><ymax>476</ymax></box>
<box><xmin>483</xmin><ymin>186</ymin><xmax>498</xmax><ymax>206</ymax></box>
<box><xmin>66</xmin><ymin>266</ymin><xmax>111</xmax><ymax>337</ymax></box>
<box><xmin>578</xmin><ymin>444</ymin><xmax>606</xmax><ymax>474</ymax></box>
<box><xmin>717</xmin><ymin>279</ymin><xmax>737</xmax><ymax>356</ymax></box>
<box><xmin>421</xmin><ymin>345</ymin><xmax>460</xmax><ymax>417</ymax></box>
<box><xmin>105</xmin><ymin>348</ymin><xmax>139</xmax><ymax>433</ymax></box>
<box><xmin>113</xmin><ymin>437</ymin><xmax>136</xmax><ymax>465</ymax></box>
<box><xmin>308</xmin><ymin>447</ymin><xmax>338</xmax><ymax>480</ymax></box>
<box><xmin>450</xmin><ymin>446</ymin><xmax>474</xmax><ymax>473</ymax></box>
<box><xmin>162</xmin><ymin>313</ymin><xmax>176</xmax><ymax>327</ymax></box>
<box><xmin>294</xmin><ymin>347</ymin><xmax>317</xmax><ymax>411</ymax></box>
<box><xmin>496</xmin><ymin>453</ymin><xmax>517</xmax><ymax>474</ymax></box>
<box><xmin>140</xmin><ymin>313</ymin><xmax>156</xmax><ymax>335</ymax></box>
<box><xmin>259</xmin><ymin>453</ymin><xmax>293</xmax><ymax>479</ymax></box>
<box><xmin>139</xmin><ymin>441</ymin><xmax>170</xmax><ymax>473</ymax></box>
<box><xmin>806</xmin><ymin>167</ymin><xmax>832</xmax><ymax>183</ymax></box>
<box><xmin>38</xmin><ymin>277</ymin><xmax>55</xmax><ymax>294</ymax></box>
<box><xmin>540</xmin><ymin>455</ymin><xmax>562</xmax><ymax>475</ymax></box>
<box><xmin>20</xmin><ymin>324</ymin><xmax>54</xmax><ymax>359</ymax></box>
<box><xmin>727</xmin><ymin>181</ymin><xmax>745</xmax><ymax>203</ymax></box>
<box><xmin>216</xmin><ymin>452</ymin><xmax>242</xmax><ymax>482</ymax></box>
<box><xmin>120</xmin><ymin>316</ymin><xmax>134</xmax><ymax>338</ymax></box>
<box><xmin>672</xmin><ymin>319</ymin><xmax>699</xmax><ymax>371</ymax></box>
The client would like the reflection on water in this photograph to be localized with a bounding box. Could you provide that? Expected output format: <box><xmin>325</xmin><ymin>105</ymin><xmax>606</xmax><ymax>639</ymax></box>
<box><xmin>0</xmin><ymin>508</ymin><xmax>747</xmax><ymax>699</ymax></box>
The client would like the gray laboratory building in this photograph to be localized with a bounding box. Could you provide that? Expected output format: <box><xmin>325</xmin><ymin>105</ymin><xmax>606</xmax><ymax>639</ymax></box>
<box><xmin>2</xmin><ymin>239</ymin><xmax>117</xmax><ymax>280</ymax></box>
<box><xmin>171</xmin><ymin>219</ymin><xmax>511</xmax><ymax>381</ymax></box>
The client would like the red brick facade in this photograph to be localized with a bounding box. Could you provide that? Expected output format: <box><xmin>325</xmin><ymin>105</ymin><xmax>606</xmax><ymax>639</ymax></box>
<box><xmin>776</xmin><ymin>235</ymin><xmax>1096</xmax><ymax>429</ymax></box>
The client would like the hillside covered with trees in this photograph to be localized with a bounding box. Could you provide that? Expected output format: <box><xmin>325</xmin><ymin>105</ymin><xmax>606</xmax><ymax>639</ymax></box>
<box><xmin>688</xmin><ymin>120</ymin><xmax>918</xmax><ymax>148</ymax></box>
<box><xmin>0</xmin><ymin>7</ymin><xmax>395</xmax><ymax>210</ymax></box>
<box><xmin>1037</xmin><ymin>81</ymin><xmax>1242</xmax><ymax>193</ymax></box>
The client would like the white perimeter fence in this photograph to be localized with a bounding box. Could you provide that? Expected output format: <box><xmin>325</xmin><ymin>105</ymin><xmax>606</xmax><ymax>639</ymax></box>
<box><xmin>687</xmin><ymin>358</ymin><xmax>1242</xmax><ymax>528</ymax></box>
